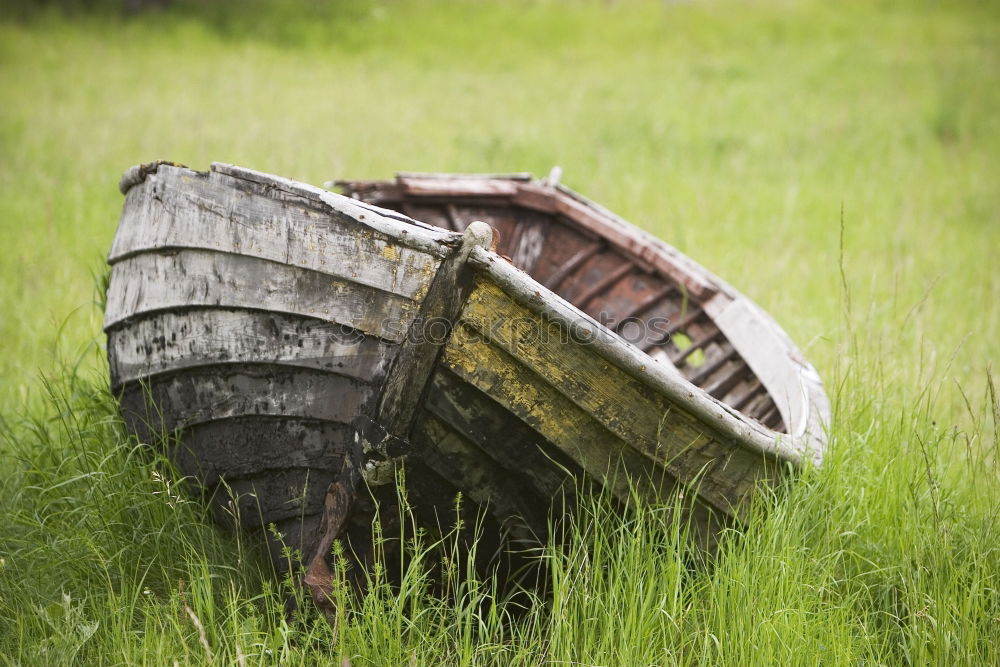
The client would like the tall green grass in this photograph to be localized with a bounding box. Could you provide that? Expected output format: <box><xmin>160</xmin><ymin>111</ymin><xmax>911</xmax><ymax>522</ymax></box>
<box><xmin>1</xmin><ymin>0</ymin><xmax>999</xmax><ymax>663</ymax></box>
<box><xmin>1</xmin><ymin>351</ymin><xmax>998</xmax><ymax>664</ymax></box>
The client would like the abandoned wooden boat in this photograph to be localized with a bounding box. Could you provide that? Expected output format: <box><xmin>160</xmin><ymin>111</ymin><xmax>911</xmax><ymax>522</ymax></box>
<box><xmin>105</xmin><ymin>161</ymin><xmax>828</xmax><ymax>604</ymax></box>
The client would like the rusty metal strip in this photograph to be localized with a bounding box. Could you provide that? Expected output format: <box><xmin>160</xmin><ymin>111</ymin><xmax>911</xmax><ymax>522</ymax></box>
<box><xmin>303</xmin><ymin>461</ymin><xmax>359</xmax><ymax>615</ymax></box>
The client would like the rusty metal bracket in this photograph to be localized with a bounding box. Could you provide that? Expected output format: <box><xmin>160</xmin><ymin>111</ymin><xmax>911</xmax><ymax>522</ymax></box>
<box><xmin>303</xmin><ymin>415</ymin><xmax>413</xmax><ymax>613</ymax></box>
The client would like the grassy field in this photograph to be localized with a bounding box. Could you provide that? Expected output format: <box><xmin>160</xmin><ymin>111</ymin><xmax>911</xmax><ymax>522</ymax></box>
<box><xmin>1</xmin><ymin>0</ymin><xmax>999</xmax><ymax>663</ymax></box>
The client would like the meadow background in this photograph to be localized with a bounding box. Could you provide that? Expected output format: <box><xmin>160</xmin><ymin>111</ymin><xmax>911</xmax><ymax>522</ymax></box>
<box><xmin>1</xmin><ymin>0</ymin><xmax>998</xmax><ymax>664</ymax></box>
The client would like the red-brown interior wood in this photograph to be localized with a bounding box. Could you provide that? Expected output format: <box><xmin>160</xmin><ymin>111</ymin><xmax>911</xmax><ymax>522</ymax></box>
<box><xmin>343</xmin><ymin>182</ymin><xmax>787</xmax><ymax>434</ymax></box>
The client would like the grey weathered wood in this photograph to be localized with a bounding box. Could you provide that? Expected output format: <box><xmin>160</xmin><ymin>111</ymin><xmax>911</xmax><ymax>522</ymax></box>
<box><xmin>422</xmin><ymin>366</ymin><xmax>583</xmax><ymax>500</ymax></box>
<box><xmin>374</xmin><ymin>222</ymin><xmax>493</xmax><ymax>439</ymax></box>
<box><xmin>509</xmin><ymin>217</ymin><xmax>549</xmax><ymax>273</ymax></box>
<box><xmin>397</xmin><ymin>171</ymin><xmax>533</xmax><ymax>182</ymax></box>
<box><xmin>108</xmin><ymin>309</ymin><xmax>393</xmax><ymax>387</ymax></box>
<box><xmin>211</xmin><ymin>467</ymin><xmax>332</xmax><ymax>527</ymax></box>
<box><xmin>703</xmin><ymin>295</ymin><xmax>829</xmax><ymax>450</ymax></box>
<box><xmin>399</xmin><ymin>176</ymin><xmax>520</xmax><ymax>197</ymax></box>
<box><xmin>104</xmin><ymin>249</ymin><xmax>419</xmax><ymax>342</ymax></box>
<box><xmin>119</xmin><ymin>160</ymin><xmax>190</xmax><ymax>194</ymax></box>
<box><xmin>118</xmin><ymin>365</ymin><xmax>376</xmax><ymax>435</ymax></box>
<box><xmin>411</xmin><ymin>411</ymin><xmax>550</xmax><ymax>542</ymax></box>
<box><xmin>110</xmin><ymin>166</ymin><xmax>441</xmax><ymax>301</ymax></box>
<box><xmin>170</xmin><ymin>417</ymin><xmax>350</xmax><ymax>488</ymax></box>
<box><xmin>211</xmin><ymin>163</ymin><xmax>458</xmax><ymax>255</ymax></box>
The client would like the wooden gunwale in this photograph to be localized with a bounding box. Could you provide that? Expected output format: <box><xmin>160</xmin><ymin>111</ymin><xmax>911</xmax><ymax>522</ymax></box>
<box><xmin>546</xmin><ymin>183</ymin><xmax>717</xmax><ymax>299</ymax></box>
<box><xmin>465</xmin><ymin>247</ymin><xmax>815</xmax><ymax>466</ymax></box>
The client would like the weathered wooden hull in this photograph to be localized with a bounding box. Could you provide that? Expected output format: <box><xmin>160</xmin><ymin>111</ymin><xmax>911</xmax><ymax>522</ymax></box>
<box><xmin>105</xmin><ymin>162</ymin><xmax>829</xmax><ymax>600</ymax></box>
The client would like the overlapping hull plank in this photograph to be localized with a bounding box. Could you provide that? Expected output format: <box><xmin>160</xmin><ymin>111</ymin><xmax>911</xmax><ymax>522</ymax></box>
<box><xmin>109</xmin><ymin>165</ymin><xmax>438</xmax><ymax>301</ymax></box>
<box><xmin>421</xmin><ymin>368</ymin><xmax>584</xmax><ymax>501</ymax></box>
<box><xmin>105</xmin><ymin>250</ymin><xmax>417</xmax><ymax>342</ymax></box>
<box><xmin>109</xmin><ymin>310</ymin><xmax>391</xmax><ymax>387</ymax></box>
<box><xmin>107</xmin><ymin>161</ymin><xmax>829</xmax><ymax>599</ymax></box>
